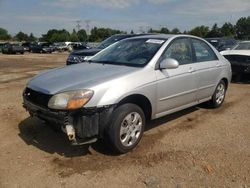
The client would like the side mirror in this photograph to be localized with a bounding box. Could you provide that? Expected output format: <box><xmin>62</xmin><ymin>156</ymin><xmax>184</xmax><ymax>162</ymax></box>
<box><xmin>159</xmin><ymin>58</ymin><xmax>179</xmax><ymax>69</ymax></box>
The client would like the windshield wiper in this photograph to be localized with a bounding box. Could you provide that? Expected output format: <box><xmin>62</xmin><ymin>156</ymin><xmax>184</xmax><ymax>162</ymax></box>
<box><xmin>87</xmin><ymin>60</ymin><xmax>143</xmax><ymax>67</ymax></box>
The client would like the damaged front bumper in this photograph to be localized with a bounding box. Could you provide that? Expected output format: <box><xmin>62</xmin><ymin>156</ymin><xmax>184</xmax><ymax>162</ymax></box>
<box><xmin>23</xmin><ymin>98</ymin><xmax>115</xmax><ymax>145</ymax></box>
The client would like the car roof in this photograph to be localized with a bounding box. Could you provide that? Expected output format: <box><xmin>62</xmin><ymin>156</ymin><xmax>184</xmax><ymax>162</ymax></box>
<box><xmin>125</xmin><ymin>34</ymin><xmax>194</xmax><ymax>40</ymax></box>
<box><xmin>240</xmin><ymin>41</ymin><xmax>250</xmax><ymax>43</ymax></box>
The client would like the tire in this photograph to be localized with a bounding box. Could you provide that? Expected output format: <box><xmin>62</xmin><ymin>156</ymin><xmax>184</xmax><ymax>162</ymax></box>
<box><xmin>209</xmin><ymin>80</ymin><xmax>226</xmax><ymax>108</ymax></box>
<box><xmin>106</xmin><ymin>103</ymin><xmax>145</xmax><ymax>154</ymax></box>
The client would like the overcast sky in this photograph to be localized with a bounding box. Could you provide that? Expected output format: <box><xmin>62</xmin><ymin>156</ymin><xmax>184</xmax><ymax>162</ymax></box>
<box><xmin>0</xmin><ymin>0</ymin><xmax>249</xmax><ymax>37</ymax></box>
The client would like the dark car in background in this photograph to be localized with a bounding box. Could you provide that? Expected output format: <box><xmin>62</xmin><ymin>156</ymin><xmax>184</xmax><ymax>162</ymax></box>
<box><xmin>22</xmin><ymin>42</ymin><xmax>32</xmax><ymax>52</ymax></box>
<box><xmin>22</xmin><ymin>42</ymin><xmax>40</xmax><ymax>52</ymax></box>
<box><xmin>2</xmin><ymin>43</ymin><xmax>24</xmax><ymax>54</ymax></box>
<box><xmin>0</xmin><ymin>42</ymin><xmax>8</xmax><ymax>52</ymax></box>
<box><xmin>205</xmin><ymin>38</ymin><xmax>237</xmax><ymax>52</ymax></box>
<box><xmin>66</xmin><ymin>34</ymin><xmax>150</xmax><ymax>65</ymax></box>
<box><xmin>70</xmin><ymin>42</ymin><xmax>89</xmax><ymax>51</ymax></box>
<box><xmin>30</xmin><ymin>43</ymin><xmax>54</xmax><ymax>53</ymax></box>
<box><xmin>220</xmin><ymin>41</ymin><xmax>250</xmax><ymax>81</ymax></box>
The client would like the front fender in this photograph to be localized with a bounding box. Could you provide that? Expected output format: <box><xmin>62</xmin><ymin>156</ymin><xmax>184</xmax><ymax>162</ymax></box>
<box><xmin>85</xmin><ymin>67</ymin><xmax>158</xmax><ymax>116</ymax></box>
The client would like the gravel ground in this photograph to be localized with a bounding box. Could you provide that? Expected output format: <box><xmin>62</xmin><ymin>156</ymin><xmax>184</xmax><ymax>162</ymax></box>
<box><xmin>0</xmin><ymin>53</ymin><xmax>249</xmax><ymax>188</ymax></box>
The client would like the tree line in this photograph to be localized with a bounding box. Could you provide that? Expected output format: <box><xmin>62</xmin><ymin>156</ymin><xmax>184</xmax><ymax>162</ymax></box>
<box><xmin>0</xmin><ymin>16</ymin><xmax>249</xmax><ymax>42</ymax></box>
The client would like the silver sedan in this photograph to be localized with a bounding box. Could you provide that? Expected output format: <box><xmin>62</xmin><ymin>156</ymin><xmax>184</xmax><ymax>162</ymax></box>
<box><xmin>23</xmin><ymin>34</ymin><xmax>232</xmax><ymax>153</ymax></box>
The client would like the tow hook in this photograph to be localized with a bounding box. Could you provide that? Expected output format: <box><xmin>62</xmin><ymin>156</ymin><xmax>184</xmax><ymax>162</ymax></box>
<box><xmin>65</xmin><ymin>124</ymin><xmax>76</xmax><ymax>141</ymax></box>
<box><xmin>63</xmin><ymin>115</ymin><xmax>76</xmax><ymax>141</ymax></box>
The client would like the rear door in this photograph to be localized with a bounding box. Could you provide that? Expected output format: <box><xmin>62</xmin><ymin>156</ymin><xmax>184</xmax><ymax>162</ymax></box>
<box><xmin>190</xmin><ymin>38</ymin><xmax>222</xmax><ymax>101</ymax></box>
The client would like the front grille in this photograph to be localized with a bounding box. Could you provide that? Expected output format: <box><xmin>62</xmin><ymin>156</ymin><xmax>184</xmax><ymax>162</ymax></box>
<box><xmin>23</xmin><ymin>87</ymin><xmax>52</xmax><ymax>108</ymax></box>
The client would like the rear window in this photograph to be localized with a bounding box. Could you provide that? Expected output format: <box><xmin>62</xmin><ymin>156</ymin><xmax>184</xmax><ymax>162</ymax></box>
<box><xmin>192</xmin><ymin>39</ymin><xmax>218</xmax><ymax>62</ymax></box>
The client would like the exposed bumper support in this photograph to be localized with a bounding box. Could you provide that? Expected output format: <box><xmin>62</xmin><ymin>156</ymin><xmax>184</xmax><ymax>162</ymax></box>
<box><xmin>23</xmin><ymin>98</ymin><xmax>115</xmax><ymax>145</ymax></box>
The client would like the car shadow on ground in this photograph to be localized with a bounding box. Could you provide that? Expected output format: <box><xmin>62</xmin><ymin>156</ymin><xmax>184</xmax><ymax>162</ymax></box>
<box><xmin>18</xmin><ymin>106</ymin><xmax>199</xmax><ymax>157</ymax></box>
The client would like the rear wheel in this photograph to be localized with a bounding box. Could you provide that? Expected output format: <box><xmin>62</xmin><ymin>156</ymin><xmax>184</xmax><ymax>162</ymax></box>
<box><xmin>106</xmin><ymin>103</ymin><xmax>145</xmax><ymax>153</ymax></box>
<box><xmin>209</xmin><ymin>80</ymin><xmax>226</xmax><ymax>108</ymax></box>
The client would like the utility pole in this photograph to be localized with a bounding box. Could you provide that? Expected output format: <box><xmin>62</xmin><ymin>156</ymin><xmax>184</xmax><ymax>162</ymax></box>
<box><xmin>85</xmin><ymin>20</ymin><xmax>91</xmax><ymax>35</ymax></box>
<box><xmin>76</xmin><ymin>20</ymin><xmax>81</xmax><ymax>32</ymax></box>
<box><xmin>85</xmin><ymin>20</ymin><xmax>91</xmax><ymax>43</ymax></box>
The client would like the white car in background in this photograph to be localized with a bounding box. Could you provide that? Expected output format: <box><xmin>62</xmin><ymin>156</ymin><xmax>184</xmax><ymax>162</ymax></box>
<box><xmin>220</xmin><ymin>41</ymin><xmax>250</xmax><ymax>80</ymax></box>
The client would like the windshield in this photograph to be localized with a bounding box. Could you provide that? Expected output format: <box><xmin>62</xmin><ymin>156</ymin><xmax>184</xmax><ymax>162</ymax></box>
<box><xmin>97</xmin><ymin>35</ymin><xmax>126</xmax><ymax>49</ymax></box>
<box><xmin>89</xmin><ymin>38</ymin><xmax>166</xmax><ymax>67</ymax></box>
<box><xmin>233</xmin><ymin>42</ymin><xmax>250</xmax><ymax>50</ymax></box>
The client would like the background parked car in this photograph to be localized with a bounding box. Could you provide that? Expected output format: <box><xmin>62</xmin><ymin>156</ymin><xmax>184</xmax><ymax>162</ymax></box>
<box><xmin>69</xmin><ymin>42</ymin><xmax>89</xmax><ymax>51</ymax></box>
<box><xmin>205</xmin><ymin>38</ymin><xmax>237</xmax><ymax>52</ymax></box>
<box><xmin>30</xmin><ymin>43</ymin><xmax>54</xmax><ymax>53</ymax></box>
<box><xmin>22</xmin><ymin>42</ymin><xmax>32</xmax><ymax>52</ymax></box>
<box><xmin>0</xmin><ymin>42</ymin><xmax>8</xmax><ymax>53</ymax></box>
<box><xmin>2</xmin><ymin>43</ymin><xmax>24</xmax><ymax>54</ymax></box>
<box><xmin>220</xmin><ymin>41</ymin><xmax>250</xmax><ymax>81</ymax></box>
<box><xmin>66</xmin><ymin>34</ymin><xmax>151</xmax><ymax>65</ymax></box>
<box><xmin>53</xmin><ymin>42</ymin><xmax>69</xmax><ymax>52</ymax></box>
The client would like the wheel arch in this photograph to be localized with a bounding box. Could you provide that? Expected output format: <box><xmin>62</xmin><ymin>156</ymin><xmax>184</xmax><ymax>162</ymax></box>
<box><xmin>117</xmin><ymin>94</ymin><xmax>152</xmax><ymax>121</ymax></box>
<box><xmin>221</xmin><ymin>77</ymin><xmax>229</xmax><ymax>90</ymax></box>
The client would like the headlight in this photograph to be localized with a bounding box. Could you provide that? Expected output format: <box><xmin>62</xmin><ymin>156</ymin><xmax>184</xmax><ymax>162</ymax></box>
<box><xmin>48</xmin><ymin>89</ymin><xmax>94</xmax><ymax>110</ymax></box>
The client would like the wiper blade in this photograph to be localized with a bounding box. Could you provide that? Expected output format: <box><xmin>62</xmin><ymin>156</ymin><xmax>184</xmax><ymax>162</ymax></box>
<box><xmin>87</xmin><ymin>60</ymin><xmax>142</xmax><ymax>67</ymax></box>
<box><xmin>87</xmin><ymin>60</ymin><xmax>118</xmax><ymax>65</ymax></box>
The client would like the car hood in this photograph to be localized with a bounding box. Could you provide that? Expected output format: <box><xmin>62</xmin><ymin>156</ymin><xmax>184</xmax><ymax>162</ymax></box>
<box><xmin>71</xmin><ymin>48</ymin><xmax>101</xmax><ymax>56</ymax></box>
<box><xmin>220</xmin><ymin>50</ymin><xmax>250</xmax><ymax>56</ymax></box>
<box><xmin>27</xmin><ymin>63</ymin><xmax>140</xmax><ymax>95</ymax></box>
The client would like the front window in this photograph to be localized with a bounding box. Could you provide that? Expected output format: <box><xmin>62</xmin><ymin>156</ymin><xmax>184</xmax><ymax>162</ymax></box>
<box><xmin>89</xmin><ymin>38</ymin><xmax>166</xmax><ymax>67</ymax></box>
<box><xmin>233</xmin><ymin>42</ymin><xmax>250</xmax><ymax>50</ymax></box>
<box><xmin>160</xmin><ymin>38</ymin><xmax>193</xmax><ymax>65</ymax></box>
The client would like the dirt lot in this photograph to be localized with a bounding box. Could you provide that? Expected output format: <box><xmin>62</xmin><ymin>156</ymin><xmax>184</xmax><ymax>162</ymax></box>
<box><xmin>0</xmin><ymin>53</ymin><xmax>249</xmax><ymax>188</ymax></box>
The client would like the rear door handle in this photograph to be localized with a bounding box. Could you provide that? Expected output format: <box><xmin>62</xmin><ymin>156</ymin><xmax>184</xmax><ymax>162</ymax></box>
<box><xmin>216</xmin><ymin>62</ymin><xmax>221</xmax><ymax>67</ymax></box>
<box><xmin>188</xmin><ymin>67</ymin><xmax>195</xmax><ymax>73</ymax></box>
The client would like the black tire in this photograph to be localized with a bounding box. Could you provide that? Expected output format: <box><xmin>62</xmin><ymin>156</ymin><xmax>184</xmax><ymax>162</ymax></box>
<box><xmin>106</xmin><ymin>103</ymin><xmax>145</xmax><ymax>154</ymax></box>
<box><xmin>209</xmin><ymin>80</ymin><xmax>226</xmax><ymax>108</ymax></box>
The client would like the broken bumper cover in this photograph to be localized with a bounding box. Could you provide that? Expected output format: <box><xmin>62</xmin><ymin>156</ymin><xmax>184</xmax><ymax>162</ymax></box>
<box><xmin>23</xmin><ymin>98</ymin><xmax>115</xmax><ymax>145</ymax></box>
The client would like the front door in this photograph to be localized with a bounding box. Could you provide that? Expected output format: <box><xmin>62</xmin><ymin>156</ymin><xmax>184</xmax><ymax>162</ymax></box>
<box><xmin>155</xmin><ymin>38</ymin><xmax>198</xmax><ymax>117</ymax></box>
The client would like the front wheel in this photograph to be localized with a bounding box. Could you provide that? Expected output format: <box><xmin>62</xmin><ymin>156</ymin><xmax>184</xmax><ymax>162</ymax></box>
<box><xmin>106</xmin><ymin>103</ymin><xmax>145</xmax><ymax>153</ymax></box>
<box><xmin>209</xmin><ymin>80</ymin><xmax>227</xmax><ymax>108</ymax></box>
